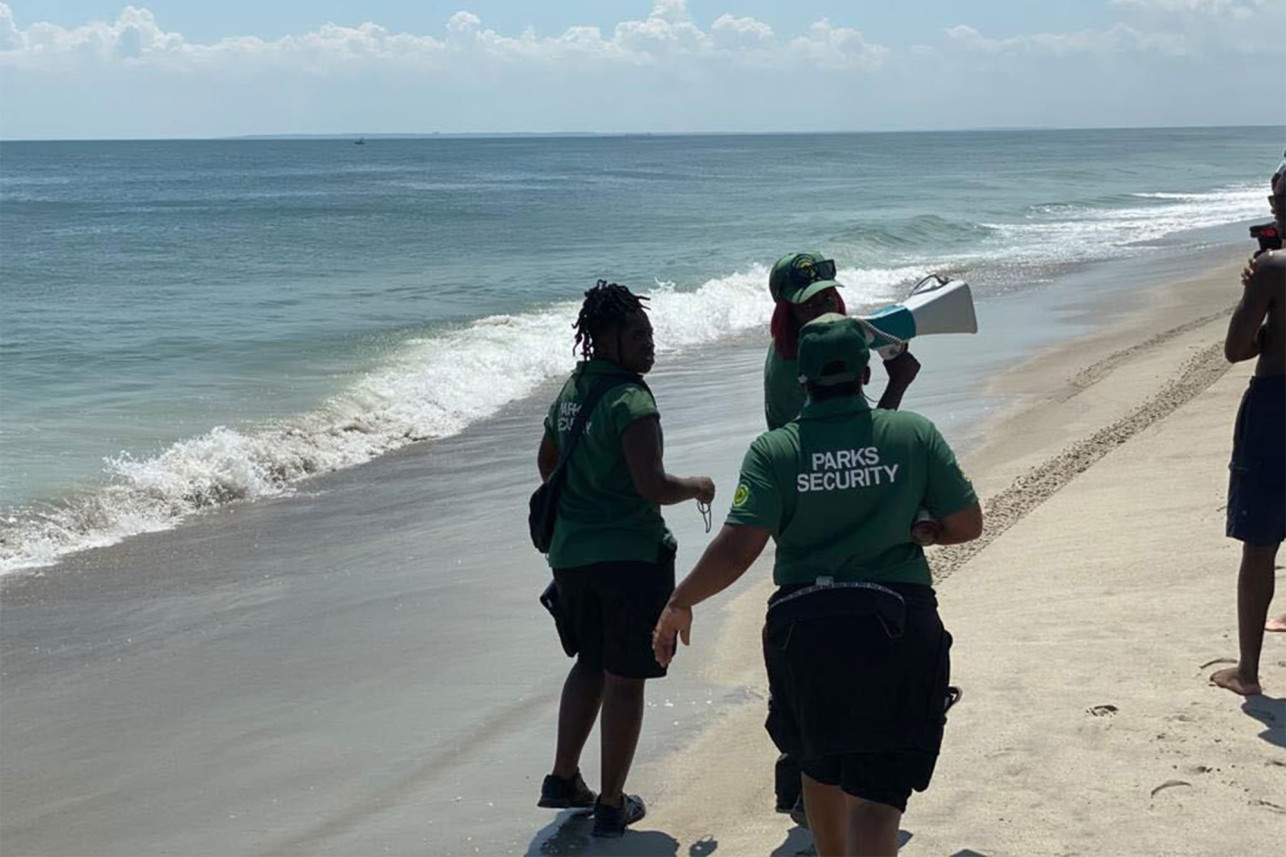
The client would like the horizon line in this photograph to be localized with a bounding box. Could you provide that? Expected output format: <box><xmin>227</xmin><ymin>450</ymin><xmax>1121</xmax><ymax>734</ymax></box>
<box><xmin>2</xmin><ymin>122</ymin><xmax>1282</xmax><ymax>144</ymax></box>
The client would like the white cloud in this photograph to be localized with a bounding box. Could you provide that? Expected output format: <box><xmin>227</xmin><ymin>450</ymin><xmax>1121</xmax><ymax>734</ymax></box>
<box><xmin>943</xmin><ymin>0</ymin><xmax>1281</xmax><ymax>61</ymax></box>
<box><xmin>1110</xmin><ymin>0</ymin><xmax>1257</xmax><ymax>14</ymax></box>
<box><xmin>611</xmin><ymin>2</ymin><xmax>711</xmax><ymax>55</ymax></box>
<box><xmin>0</xmin><ymin>0</ymin><xmax>1276</xmax><ymax>138</ymax></box>
<box><xmin>944</xmin><ymin>22</ymin><xmax>1189</xmax><ymax>57</ymax></box>
<box><xmin>0</xmin><ymin>1</ymin><xmax>883</xmax><ymax>72</ymax></box>
<box><xmin>1</xmin><ymin>3</ymin><xmax>185</xmax><ymax>63</ymax></box>
<box><xmin>711</xmin><ymin>14</ymin><xmax>774</xmax><ymax>41</ymax></box>
<box><xmin>446</xmin><ymin>11</ymin><xmax>481</xmax><ymax>35</ymax></box>
<box><xmin>788</xmin><ymin>19</ymin><xmax>888</xmax><ymax>70</ymax></box>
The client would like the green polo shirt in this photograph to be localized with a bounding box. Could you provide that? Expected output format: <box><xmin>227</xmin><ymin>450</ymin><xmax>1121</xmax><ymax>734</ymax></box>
<box><xmin>726</xmin><ymin>395</ymin><xmax>976</xmax><ymax>586</ymax></box>
<box><xmin>764</xmin><ymin>344</ymin><xmax>805</xmax><ymax>430</ymax></box>
<box><xmin>542</xmin><ymin>359</ymin><xmax>676</xmax><ymax>569</ymax></box>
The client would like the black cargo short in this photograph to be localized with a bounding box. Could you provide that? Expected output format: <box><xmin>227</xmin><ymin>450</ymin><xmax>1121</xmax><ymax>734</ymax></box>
<box><xmin>763</xmin><ymin>581</ymin><xmax>952</xmax><ymax>812</ymax></box>
<box><xmin>552</xmin><ymin>544</ymin><xmax>675</xmax><ymax>680</ymax></box>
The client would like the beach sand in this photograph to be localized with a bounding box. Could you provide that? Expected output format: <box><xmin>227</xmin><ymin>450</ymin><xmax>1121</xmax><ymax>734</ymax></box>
<box><xmin>593</xmin><ymin>256</ymin><xmax>1285</xmax><ymax>857</ymax></box>
<box><xmin>4</xmin><ymin>250</ymin><xmax>1283</xmax><ymax>857</ymax></box>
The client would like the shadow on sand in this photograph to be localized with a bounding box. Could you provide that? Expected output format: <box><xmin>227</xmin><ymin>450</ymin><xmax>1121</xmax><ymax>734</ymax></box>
<box><xmin>769</xmin><ymin>826</ymin><xmax>913</xmax><ymax>856</ymax></box>
<box><xmin>526</xmin><ymin>809</ymin><xmax>684</xmax><ymax>857</ymax></box>
<box><xmin>1241</xmin><ymin>694</ymin><xmax>1285</xmax><ymax>748</ymax></box>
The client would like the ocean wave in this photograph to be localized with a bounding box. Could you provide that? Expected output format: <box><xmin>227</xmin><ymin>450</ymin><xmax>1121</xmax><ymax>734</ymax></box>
<box><xmin>980</xmin><ymin>183</ymin><xmax>1265</xmax><ymax>262</ymax></box>
<box><xmin>0</xmin><ymin>263</ymin><xmax>905</xmax><ymax>575</ymax></box>
<box><xmin>843</xmin><ymin>215</ymin><xmax>999</xmax><ymax>254</ymax></box>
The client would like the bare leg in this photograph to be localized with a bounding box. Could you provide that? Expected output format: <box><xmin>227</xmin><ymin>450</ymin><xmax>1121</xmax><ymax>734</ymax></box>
<box><xmin>598</xmin><ymin>672</ymin><xmax>646</xmax><ymax>805</ymax></box>
<box><xmin>846</xmin><ymin>795</ymin><xmax>903</xmax><ymax>856</ymax></box>
<box><xmin>551</xmin><ymin>660</ymin><xmax>604</xmax><ymax>778</ymax></box>
<box><xmin>1211</xmin><ymin>542</ymin><xmax>1279</xmax><ymax>696</ymax></box>
<box><xmin>801</xmin><ymin>774</ymin><xmax>847</xmax><ymax>857</ymax></box>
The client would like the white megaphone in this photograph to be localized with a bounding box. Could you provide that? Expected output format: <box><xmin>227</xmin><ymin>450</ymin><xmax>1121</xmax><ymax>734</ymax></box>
<box><xmin>857</xmin><ymin>275</ymin><xmax>978</xmax><ymax>359</ymax></box>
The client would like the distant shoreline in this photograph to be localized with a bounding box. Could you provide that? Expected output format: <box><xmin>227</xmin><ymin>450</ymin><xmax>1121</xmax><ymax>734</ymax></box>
<box><xmin>1</xmin><ymin>123</ymin><xmax>1280</xmax><ymax>144</ymax></box>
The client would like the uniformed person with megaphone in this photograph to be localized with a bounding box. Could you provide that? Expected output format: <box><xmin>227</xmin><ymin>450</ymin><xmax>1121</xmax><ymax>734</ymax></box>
<box><xmin>654</xmin><ymin>313</ymin><xmax>982</xmax><ymax>857</ymax></box>
<box><xmin>764</xmin><ymin>252</ymin><xmax>921</xmax><ymax>431</ymax></box>
<box><xmin>763</xmin><ymin>251</ymin><xmax>923</xmax><ymax>824</ymax></box>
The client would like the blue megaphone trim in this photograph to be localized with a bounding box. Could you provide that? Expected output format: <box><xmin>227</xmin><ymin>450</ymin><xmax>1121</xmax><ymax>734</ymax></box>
<box><xmin>861</xmin><ymin>304</ymin><xmax>917</xmax><ymax>345</ymax></box>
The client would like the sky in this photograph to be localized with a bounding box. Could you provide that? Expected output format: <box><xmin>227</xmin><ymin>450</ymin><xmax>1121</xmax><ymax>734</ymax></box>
<box><xmin>0</xmin><ymin>0</ymin><xmax>1282</xmax><ymax>139</ymax></box>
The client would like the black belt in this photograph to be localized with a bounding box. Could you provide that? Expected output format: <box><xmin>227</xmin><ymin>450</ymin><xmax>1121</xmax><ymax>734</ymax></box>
<box><xmin>767</xmin><ymin>578</ymin><xmax>910</xmax><ymax>640</ymax></box>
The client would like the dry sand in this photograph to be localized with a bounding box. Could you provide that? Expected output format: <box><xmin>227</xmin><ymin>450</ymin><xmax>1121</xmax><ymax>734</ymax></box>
<box><xmin>620</xmin><ymin>258</ymin><xmax>1285</xmax><ymax>856</ymax></box>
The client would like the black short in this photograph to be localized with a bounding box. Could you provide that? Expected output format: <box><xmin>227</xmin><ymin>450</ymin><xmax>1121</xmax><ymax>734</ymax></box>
<box><xmin>1227</xmin><ymin>375</ymin><xmax>1285</xmax><ymax>547</ymax></box>
<box><xmin>797</xmin><ymin>751</ymin><xmax>936</xmax><ymax>813</ymax></box>
<box><xmin>552</xmin><ymin>546</ymin><xmax>675</xmax><ymax>680</ymax></box>
<box><xmin>763</xmin><ymin>582</ymin><xmax>952</xmax><ymax>810</ymax></box>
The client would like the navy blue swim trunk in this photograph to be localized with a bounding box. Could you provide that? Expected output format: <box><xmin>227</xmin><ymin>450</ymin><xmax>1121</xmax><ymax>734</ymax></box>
<box><xmin>1227</xmin><ymin>375</ymin><xmax>1285</xmax><ymax>547</ymax></box>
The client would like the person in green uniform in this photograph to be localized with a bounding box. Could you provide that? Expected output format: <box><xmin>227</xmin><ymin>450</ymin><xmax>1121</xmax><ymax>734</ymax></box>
<box><xmin>654</xmin><ymin>314</ymin><xmax>982</xmax><ymax>856</ymax></box>
<box><xmin>765</xmin><ymin>251</ymin><xmax>922</xmax><ymax>823</ymax></box>
<box><xmin>765</xmin><ymin>252</ymin><xmax>920</xmax><ymax>431</ymax></box>
<box><xmin>535</xmin><ymin>280</ymin><xmax>715</xmax><ymax>838</ymax></box>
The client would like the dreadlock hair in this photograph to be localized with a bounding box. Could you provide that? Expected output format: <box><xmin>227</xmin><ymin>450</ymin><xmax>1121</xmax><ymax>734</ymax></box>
<box><xmin>770</xmin><ymin>290</ymin><xmax>847</xmax><ymax>360</ymax></box>
<box><xmin>573</xmin><ymin>279</ymin><xmax>650</xmax><ymax>360</ymax></box>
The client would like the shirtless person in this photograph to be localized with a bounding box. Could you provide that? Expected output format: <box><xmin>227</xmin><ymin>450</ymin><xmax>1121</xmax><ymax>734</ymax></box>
<box><xmin>1209</xmin><ymin>155</ymin><xmax>1286</xmax><ymax>697</ymax></box>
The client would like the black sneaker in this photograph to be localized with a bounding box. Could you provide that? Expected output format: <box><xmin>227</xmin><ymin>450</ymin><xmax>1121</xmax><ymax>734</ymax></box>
<box><xmin>537</xmin><ymin>771</ymin><xmax>596</xmax><ymax>809</ymax></box>
<box><xmin>591</xmin><ymin>794</ymin><xmax>646</xmax><ymax>838</ymax></box>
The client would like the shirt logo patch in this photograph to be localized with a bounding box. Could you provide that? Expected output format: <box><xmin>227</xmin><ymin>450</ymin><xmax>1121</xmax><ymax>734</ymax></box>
<box><xmin>733</xmin><ymin>484</ymin><xmax>750</xmax><ymax>507</ymax></box>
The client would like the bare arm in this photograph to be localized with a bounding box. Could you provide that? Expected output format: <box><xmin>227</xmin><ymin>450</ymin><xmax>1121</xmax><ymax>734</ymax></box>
<box><xmin>537</xmin><ymin>433</ymin><xmax>559</xmax><ymax>482</ymax></box>
<box><xmin>936</xmin><ymin>500</ymin><xmax>983</xmax><ymax>545</ymax></box>
<box><xmin>671</xmin><ymin>524</ymin><xmax>771</xmax><ymax>610</ymax></box>
<box><xmin>652</xmin><ymin>524</ymin><xmax>772</xmax><ymax>666</ymax></box>
<box><xmin>622</xmin><ymin>416</ymin><xmax>715</xmax><ymax>506</ymax></box>
<box><xmin>876</xmin><ymin>350</ymin><xmax>921</xmax><ymax>411</ymax></box>
<box><xmin>1225</xmin><ymin>258</ymin><xmax>1275</xmax><ymax>363</ymax></box>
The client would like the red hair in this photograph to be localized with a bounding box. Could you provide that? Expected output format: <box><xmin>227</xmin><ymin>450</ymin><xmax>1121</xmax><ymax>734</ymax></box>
<box><xmin>770</xmin><ymin>291</ymin><xmax>847</xmax><ymax>359</ymax></box>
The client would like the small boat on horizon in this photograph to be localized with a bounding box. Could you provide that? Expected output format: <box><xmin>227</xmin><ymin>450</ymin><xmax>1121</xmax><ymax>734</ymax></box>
<box><xmin>354</xmin><ymin>137</ymin><xmax>366</xmax><ymax>145</ymax></box>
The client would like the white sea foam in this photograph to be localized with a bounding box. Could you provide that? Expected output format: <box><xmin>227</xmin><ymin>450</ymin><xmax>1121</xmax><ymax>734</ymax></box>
<box><xmin>979</xmin><ymin>183</ymin><xmax>1265</xmax><ymax>263</ymax></box>
<box><xmin>0</xmin><ymin>263</ymin><xmax>904</xmax><ymax>575</ymax></box>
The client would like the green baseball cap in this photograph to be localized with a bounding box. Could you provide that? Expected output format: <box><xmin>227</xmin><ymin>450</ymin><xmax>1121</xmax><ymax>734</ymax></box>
<box><xmin>797</xmin><ymin>313</ymin><xmax>870</xmax><ymax>386</ymax></box>
<box><xmin>769</xmin><ymin>252</ymin><xmax>843</xmax><ymax>304</ymax></box>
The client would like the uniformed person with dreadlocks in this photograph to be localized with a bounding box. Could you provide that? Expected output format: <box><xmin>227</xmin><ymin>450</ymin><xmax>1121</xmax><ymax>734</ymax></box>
<box><xmin>654</xmin><ymin>314</ymin><xmax>982</xmax><ymax>857</ymax></box>
<box><xmin>535</xmin><ymin>280</ymin><xmax>715</xmax><ymax>838</ymax></box>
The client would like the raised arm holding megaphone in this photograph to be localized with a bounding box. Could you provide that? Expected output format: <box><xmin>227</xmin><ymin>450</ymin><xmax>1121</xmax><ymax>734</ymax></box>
<box><xmin>764</xmin><ymin>253</ymin><xmax>979</xmax><ymax>432</ymax></box>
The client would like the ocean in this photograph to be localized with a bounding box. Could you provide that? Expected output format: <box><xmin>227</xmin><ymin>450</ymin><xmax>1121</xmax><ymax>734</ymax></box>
<box><xmin>0</xmin><ymin>126</ymin><xmax>1278</xmax><ymax>573</ymax></box>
